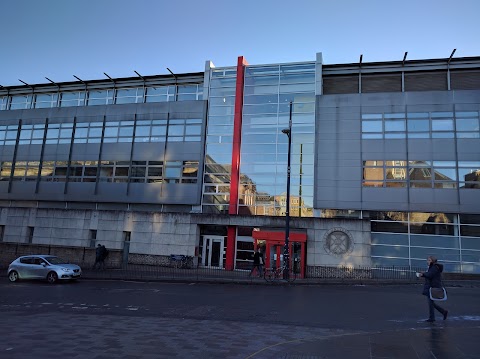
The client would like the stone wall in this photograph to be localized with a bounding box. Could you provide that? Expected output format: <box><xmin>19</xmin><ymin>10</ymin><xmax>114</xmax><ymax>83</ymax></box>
<box><xmin>306</xmin><ymin>218</ymin><xmax>372</xmax><ymax>268</ymax></box>
<box><xmin>0</xmin><ymin>207</ymin><xmax>372</xmax><ymax>270</ymax></box>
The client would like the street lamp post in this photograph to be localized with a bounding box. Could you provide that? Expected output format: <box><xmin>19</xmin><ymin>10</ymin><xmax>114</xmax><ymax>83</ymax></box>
<box><xmin>281</xmin><ymin>101</ymin><xmax>293</xmax><ymax>280</ymax></box>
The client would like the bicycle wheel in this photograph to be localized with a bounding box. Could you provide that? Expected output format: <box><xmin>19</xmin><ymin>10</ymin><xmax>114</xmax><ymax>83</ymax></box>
<box><xmin>264</xmin><ymin>268</ymin><xmax>275</xmax><ymax>282</ymax></box>
<box><xmin>287</xmin><ymin>270</ymin><xmax>297</xmax><ymax>282</ymax></box>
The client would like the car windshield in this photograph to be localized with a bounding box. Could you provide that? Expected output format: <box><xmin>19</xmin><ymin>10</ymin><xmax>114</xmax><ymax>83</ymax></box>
<box><xmin>45</xmin><ymin>257</ymin><xmax>68</xmax><ymax>265</ymax></box>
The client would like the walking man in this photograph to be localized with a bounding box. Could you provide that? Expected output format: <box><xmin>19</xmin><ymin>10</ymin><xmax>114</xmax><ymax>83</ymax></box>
<box><xmin>93</xmin><ymin>244</ymin><xmax>108</xmax><ymax>270</ymax></box>
<box><xmin>249</xmin><ymin>248</ymin><xmax>264</xmax><ymax>278</ymax></box>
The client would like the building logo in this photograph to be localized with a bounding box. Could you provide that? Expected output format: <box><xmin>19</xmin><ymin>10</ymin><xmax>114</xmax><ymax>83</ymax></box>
<box><xmin>324</xmin><ymin>228</ymin><xmax>353</xmax><ymax>256</ymax></box>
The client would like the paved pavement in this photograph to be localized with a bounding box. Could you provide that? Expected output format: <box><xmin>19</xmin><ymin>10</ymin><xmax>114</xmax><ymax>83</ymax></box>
<box><xmin>3</xmin><ymin>310</ymin><xmax>478</xmax><ymax>359</ymax></box>
<box><xmin>1</xmin><ymin>280</ymin><xmax>479</xmax><ymax>358</ymax></box>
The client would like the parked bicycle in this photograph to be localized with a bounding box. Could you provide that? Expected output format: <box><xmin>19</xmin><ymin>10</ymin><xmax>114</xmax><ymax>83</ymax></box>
<box><xmin>170</xmin><ymin>254</ymin><xmax>193</xmax><ymax>269</ymax></box>
<box><xmin>264</xmin><ymin>265</ymin><xmax>297</xmax><ymax>283</ymax></box>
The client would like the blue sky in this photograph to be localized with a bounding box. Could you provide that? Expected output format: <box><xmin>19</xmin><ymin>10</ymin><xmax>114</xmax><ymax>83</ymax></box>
<box><xmin>1</xmin><ymin>0</ymin><xmax>479</xmax><ymax>86</ymax></box>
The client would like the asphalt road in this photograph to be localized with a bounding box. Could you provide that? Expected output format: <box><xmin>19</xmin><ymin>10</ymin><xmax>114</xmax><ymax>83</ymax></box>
<box><xmin>1</xmin><ymin>280</ymin><xmax>479</xmax><ymax>358</ymax></box>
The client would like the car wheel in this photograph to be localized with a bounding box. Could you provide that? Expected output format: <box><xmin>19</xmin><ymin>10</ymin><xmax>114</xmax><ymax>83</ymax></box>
<box><xmin>47</xmin><ymin>271</ymin><xmax>58</xmax><ymax>284</ymax></box>
<box><xmin>8</xmin><ymin>270</ymin><xmax>19</xmax><ymax>282</ymax></box>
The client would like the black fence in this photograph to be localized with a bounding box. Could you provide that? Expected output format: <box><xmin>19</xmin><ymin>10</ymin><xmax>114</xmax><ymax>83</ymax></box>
<box><xmin>1</xmin><ymin>243</ymin><xmax>475</xmax><ymax>284</ymax></box>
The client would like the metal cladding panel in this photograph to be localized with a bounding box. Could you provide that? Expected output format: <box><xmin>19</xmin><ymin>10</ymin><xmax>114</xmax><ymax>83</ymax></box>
<box><xmin>316</xmin><ymin>90</ymin><xmax>480</xmax><ymax>214</ymax></box>
<box><xmin>160</xmin><ymin>183</ymin><xmax>200</xmax><ymax>205</ymax></box>
<box><xmin>405</xmin><ymin>90</ymin><xmax>454</xmax><ymax>105</ymax></box>
<box><xmin>65</xmin><ymin>183</ymin><xmax>96</xmax><ymax>199</ymax></box>
<box><xmin>15</xmin><ymin>144</ymin><xmax>44</xmax><ymax>160</ymax></box>
<box><xmin>164</xmin><ymin>142</ymin><xmax>204</xmax><ymax>159</ymax></box>
<box><xmin>8</xmin><ymin>182</ymin><xmax>37</xmax><ymax>199</ymax></box>
<box><xmin>361</xmin><ymin>140</ymin><xmax>407</xmax><ymax>156</ymax></box>
<box><xmin>132</xmin><ymin>143</ymin><xmax>165</xmax><ymax>160</ymax></box>
<box><xmin>0</xmin><ymin>183</ymin><xmax>9</xmax><ymax>197</ymax></box>
<box><xmin>431</xmin><ymin>140</ymin><xmax>457</xmax><ymax>159</ymax></box>
<box><xmin>71</xmin><ymin>144</ymin><xmax>102</xmax><ymax>159</ymax></box>
<box><xmin>457</xmin><ymin>139</ymin><xmax>480</xmax><ymax>158</ymax></box>
<box><xmin>409</xmin><ymin>188</ymin><xmax>460</xmax><ymax>213</ymax></box>
<box><xmin>459</xmin><ymin>190</ymin><xmax>480</xmax><ymax>210</ymax></box>
<box><xmin>361</xmin><ymin>188</ymin><xmax>410</xmax><ymax>211</ymax></box>
<box><xmin>36</xmin><ymin>182</ymin><xmax>66</xmax><ymax>197</ymax></box>
<box><xmin>0</xmin><ymin>146</ymin><xmax>15</xmax><ymax>160</ymax></box>
<box><xmin>43</xmin><ymin>145</ymin><xmax>70</xmax><ymax>161</ymax></box>
<box><xmin>95</xmin><ymin>182</ymin><xmax>129</xmax><ymax>202</ymax></box>
<box><xmin>453</xmin><ymin>90</ymin><xmax>480</xmax><ymax>103</ymax></box>
<box><xmin>101</xmin><ymin>143</ymin><xmax>132</xmax><ymax>160</ymax></box>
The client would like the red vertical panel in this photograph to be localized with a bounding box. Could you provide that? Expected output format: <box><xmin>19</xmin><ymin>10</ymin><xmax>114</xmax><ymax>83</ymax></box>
<box><xmin>229</xmin><ymin>56</ymin><xmax>247</xmax><ymax>215</ymax></box>
<box><xmin>226</xmin><ymin>226</ymin><xmax>236</xmax><ymax>270</ymax></box>
<box><xmin>225</xmin><ymin>56</ymin><xmax>247</xmax><ymax>271</ymax></box>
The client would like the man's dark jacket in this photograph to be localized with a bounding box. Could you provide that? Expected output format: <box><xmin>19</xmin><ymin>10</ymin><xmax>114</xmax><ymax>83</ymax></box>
<box><xmin>422</xmin><ymin>262</ymin><xmax>444</xmax><ymax>296</ymax></box>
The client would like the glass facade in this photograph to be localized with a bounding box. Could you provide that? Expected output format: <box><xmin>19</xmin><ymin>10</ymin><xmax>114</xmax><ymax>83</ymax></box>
<box><xmin>369</xmin><ymin>211</ymin><xmax>480</xmax><ymax>273</ymax></box>
<box><xmin>363</xmin><ymin>160</ymin><xmax>479</xmax><ymax>189</ymax></box>
<box><xmin>1</xmin><ymin>159</ymin><xmax>198</xmax><ymax>184</ymax></box>
<box><xmin>202</xmin><ymin>67</ymin><xmax>237</xmax><ymax>214</ymax></box>
<box><xmin>362</xmin><ymin>111</ymin><xmax>480</xmax><ymax>139</ymax></box>
<box><xmin>0</xmin><ymin>119</ymin><xmax>202</xmax><ymax>147</ymax></box>
<box><xmin>239</xmin><ymin>63</ymin><xmax>315</xmax><ymax>217</ymax></box>
<box><xmin>0</xmin><ymin>84</ymin><xmax>203</xmax><ymax>111</ymax></box>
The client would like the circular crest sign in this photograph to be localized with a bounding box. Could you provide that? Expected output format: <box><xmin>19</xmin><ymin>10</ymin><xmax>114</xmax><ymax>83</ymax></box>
<box><xmin>324</xmin><ymin>228</ymin><xmax>354</xmax><ymax>256</ymax></box>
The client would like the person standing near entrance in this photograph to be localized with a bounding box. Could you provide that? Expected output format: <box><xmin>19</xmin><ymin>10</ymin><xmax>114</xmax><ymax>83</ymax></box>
<box><xmin>249</xmin><ymin>248</ymin><xmax>264</xmax><ymax>278</ymax></box>
<box><xmin>417</xmin><ymin>255</ymin><xmax>449</xmax><ymax>322</ymax></box>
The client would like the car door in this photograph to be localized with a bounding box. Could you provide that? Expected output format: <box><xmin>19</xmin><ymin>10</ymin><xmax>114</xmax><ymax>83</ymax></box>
<box><xmin>17</xmin><ymin>257</ymin><xmax>35</xmax><ymax>279</ymax></box>
<box><xmin>31</xmin><ymin>257</ymin><xmax>49</xmax><ymax>279</ymax></box>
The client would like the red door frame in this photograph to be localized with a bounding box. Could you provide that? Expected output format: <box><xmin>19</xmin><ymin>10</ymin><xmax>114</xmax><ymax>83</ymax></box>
<box><xmin>252</xmin><ymin>231</ymin><xmax>307</xmax><ymax>278</ymax></box>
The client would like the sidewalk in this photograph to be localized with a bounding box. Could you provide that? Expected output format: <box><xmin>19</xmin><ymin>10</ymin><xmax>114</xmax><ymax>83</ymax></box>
<box><xmin>78</xmin><ymin>264</ymin><xmax>480</xmax><ymax>287</ymax></box>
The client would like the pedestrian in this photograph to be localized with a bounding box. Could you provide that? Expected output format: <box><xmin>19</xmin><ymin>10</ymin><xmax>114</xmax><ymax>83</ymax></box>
<box><xmin>249</xmin><ymin>248</ymin><xmax>264</xmax><ymax>278</ymax></box>
<box><xmin>417</xmin><ymin>255</ymin><xmax>449</xmax><ymax>322</ymax></box>
<box><xmin>93</xmin><ymin>244</ymin><xmax>107</xmax><ymax>270</ymax></box>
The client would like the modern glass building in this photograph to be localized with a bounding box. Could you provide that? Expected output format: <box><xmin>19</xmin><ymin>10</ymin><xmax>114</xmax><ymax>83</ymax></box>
<box><xmin>0</xmin><ymin>52</ymin><xmax>479</xmax><ymax>275</ymax></box>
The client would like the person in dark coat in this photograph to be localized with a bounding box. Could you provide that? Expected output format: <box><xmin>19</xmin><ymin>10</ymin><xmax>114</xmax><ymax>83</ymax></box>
<box><xmin>249</xmin><ymin>248</ymin><xmax>264</xmax><ymax>277</ymax></box>
<box><xmin>93</xmin><ymin>244</ymin><xmax>107</xmax><ymax>270</ymax></box>
<box><xmin>417</xmin><ymin>256</ymin><xmax>448</xmax><ymax>322</ymax></box>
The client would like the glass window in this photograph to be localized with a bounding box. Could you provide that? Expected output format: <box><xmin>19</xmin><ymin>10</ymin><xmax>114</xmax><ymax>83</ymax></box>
<box><xmin>145</xmin><ymin>86</ymin><xmax>175</xmax><ymax>102</ymax></box>
<box><xmin>456</xmin><ymin>117</ymin><xmax>479</xmax><ymax>131</ymax></box>
<box><xmin>371</xmin><ymin>245</ymin><xmax>409</xmax><ymax>258</ymax></box>
<box><xmin>408</xmin><ymin>119</ymin><xmax>429</xmax><ymax>132</ymax></box>
<box><xmin>60</xmin><ymin>91</ymin><xmax>85</xmax><ymax>107</ymax></box>
<box><xmin>385</xmin><ymin>120</ymin><xmax>405</xmax><ymax>132</ymax></box>
<box><xmin>115</xmin><ymin>87</ymin><xmax>144</xmax><ymax>104</ymax></box>
<box><xmin>169</xmin><ymin>125</ymin><xmax>184</xmax><ymax>137</ymax></box>
<box><xmin>34</xmin><ymin>93</ymin><xmax>58</xmax><ymax>108</ymax></box>
<box><xmin>362</xmin><ymin>121</ymin><xmax>382</xmax><ymax>132</ymax></box>
<box><xmin>1</xmin><ymin>96</ymin><xmax>7</xmax><ymax>110</ymax></box>
<box><xmin>87</xmin><ymin>90</ymin><xmax>114</xmax><ymax>106</ymax></box>
<box><xmin>10</xmin><ymin>95</ymin><xmax>32</xmax><ymax>110</ymax></box>
<box><xmin>432</xmin><ymin>119</ymin><xmax>454</xmax><ymax>131</ymax></box>
<box><xmin>165</xmin><ymin>161</ymin><xmax>182</xmax><ymax>178</ymax></box>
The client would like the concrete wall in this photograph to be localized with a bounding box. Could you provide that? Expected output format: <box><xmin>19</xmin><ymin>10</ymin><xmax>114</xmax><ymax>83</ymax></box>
<box><xmin>0</xmin><ymin>207</ymin><xmax>199</xmax><ymax>256</ymax></box>
<box><xmin>0</xmin><ymin>207</ymin><xmax>371</xmax><ymax>269</ymax></box>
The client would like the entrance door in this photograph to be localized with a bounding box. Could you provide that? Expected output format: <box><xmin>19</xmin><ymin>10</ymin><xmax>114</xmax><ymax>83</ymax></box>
<box><xmin>269</xmin><ymin>244</ymin><xmax>283</xmax><ymax>269</ymax></box>
<box><xmin>202</xmin><ymin>236</ymin><xmax>224</xmax><ymax>268</ymax></box>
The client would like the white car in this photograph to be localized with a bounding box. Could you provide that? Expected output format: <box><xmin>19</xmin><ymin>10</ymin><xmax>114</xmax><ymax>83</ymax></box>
<box><xmin>8</xmin><ymin>255</ymin><xmax>82</xmax><ymax>284</ymax></box>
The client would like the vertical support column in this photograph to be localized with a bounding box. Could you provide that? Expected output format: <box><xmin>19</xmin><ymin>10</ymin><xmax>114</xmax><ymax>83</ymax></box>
<box><xmin>225</xmin><ymin>56</ymin><xmax>248</xmax><ymax>271</ymax></box>
<box><xmin>229</xmin><ymin>56</ymin><xmax>248</xmax><ymax>215</ymax></box>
